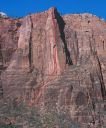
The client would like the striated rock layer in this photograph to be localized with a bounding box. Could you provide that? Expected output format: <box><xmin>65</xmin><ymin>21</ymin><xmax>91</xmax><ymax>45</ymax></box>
<box><xmin>0</xmin><ymin>7</ymin><xmax>106</xmax><ymax>128</ymax></box>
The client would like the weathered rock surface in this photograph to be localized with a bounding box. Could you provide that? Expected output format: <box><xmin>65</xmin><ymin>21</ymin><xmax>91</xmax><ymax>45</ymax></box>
<box><xmin>0</xmin><ymin>7</ymin><xmax>106</xmax><ymax>128</ymax></box>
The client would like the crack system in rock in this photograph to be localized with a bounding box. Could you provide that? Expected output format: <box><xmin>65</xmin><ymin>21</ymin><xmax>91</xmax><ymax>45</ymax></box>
<box><xmin>29</xmin><ymin>15</ymin><xmax>33</xmax><ymax>70</ymax></box>
<box><xmin>54</xmin><ymin>9</ymin><xmax>73</xmax><ymax>65</ymax></box>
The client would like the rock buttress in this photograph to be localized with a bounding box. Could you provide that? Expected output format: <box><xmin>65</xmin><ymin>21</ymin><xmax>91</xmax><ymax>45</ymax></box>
<box><xmin>0</xmin><ymin>8</ymin><xmax>106</xmax><ymax>128</ymax></box>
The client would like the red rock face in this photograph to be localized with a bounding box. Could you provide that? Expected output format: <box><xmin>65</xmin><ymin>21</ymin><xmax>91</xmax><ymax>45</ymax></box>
<box><xmin>0</xmin><ymin>8</ymin><xmax>106</xmax><ymax>128</ymax></box>
<box><xmin>0</xmin><ymin>17</ymin><xmax>21</xmax><ymax>68</ymax></box>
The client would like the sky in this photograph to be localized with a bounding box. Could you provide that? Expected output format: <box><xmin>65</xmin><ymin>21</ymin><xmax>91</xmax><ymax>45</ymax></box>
<box><xmin>0</xmin><ymin>0</ymin><xmax>106</xmax><ymax>20</ymax></box>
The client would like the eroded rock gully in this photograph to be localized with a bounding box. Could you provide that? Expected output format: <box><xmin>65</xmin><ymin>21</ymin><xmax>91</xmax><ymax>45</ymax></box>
<box><xmin>0</xmin><ymin>7</ymin><xmax>106</xmax><ymax>128</ymax></box>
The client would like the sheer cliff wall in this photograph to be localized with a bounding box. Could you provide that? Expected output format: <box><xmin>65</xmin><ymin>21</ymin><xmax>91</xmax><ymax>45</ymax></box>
<box><xmin>0</xmin><ymin>8</ymin><xmax>106</xmax><ymax>128</ymax></box>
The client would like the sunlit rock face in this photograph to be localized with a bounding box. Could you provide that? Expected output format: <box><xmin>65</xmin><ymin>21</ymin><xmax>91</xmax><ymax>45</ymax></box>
<box><xmin>0</xmin><ymin>8</ymin><xmax>106</xmax><ymax>128</ymax></box>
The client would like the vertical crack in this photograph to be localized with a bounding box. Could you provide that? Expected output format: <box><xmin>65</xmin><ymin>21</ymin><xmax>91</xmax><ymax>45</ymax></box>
<box><xmin>29</xmin><ymin>15</ymin><xmax>33</xmax><ymax>70</ymax></box>
<box><xmin>89</xmin><ymin>31</ymin><xmax>106</xmax><ymax>101</ymax></box>
<box><xmin>0</xmin><ymin>78</ymin><xmax>3</xmax><ymax>99</ymax></box>
<box><xmin>54</xmin><ymin>10</ymin><xmax>73</xmax><ymax>65</ymax></box>
<box><xmin>0</xmin><ymin>70</ymin><xmax>3</xmax><ymax>99</ymax></box>
<box><xmin>73</xmin><ymin>32</ymin><xmax>79</xmax><ymax>64</ymax></box>
<box><xmin>95</xmin><ymin>54</ymin><xmax>106</xmax><ymax>101</ymax></box>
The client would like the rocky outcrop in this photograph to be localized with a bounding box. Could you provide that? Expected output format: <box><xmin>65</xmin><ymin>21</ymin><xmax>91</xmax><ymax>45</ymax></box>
<box><xmin>0</xmin><ymin>8</ymin><xmax>106</xmax><ymax>128</ymax></box>
<box><xmin>0</xmin><ymin>12</ymin><xmax>8</xmax><ymax>18</ymax></box>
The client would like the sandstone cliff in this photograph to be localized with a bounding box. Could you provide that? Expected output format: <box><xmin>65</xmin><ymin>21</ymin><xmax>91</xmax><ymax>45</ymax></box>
<box><xmin>0</xmin><ymin>7</ymin><xmax>106</xmax><ymax>128</ymax></box>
